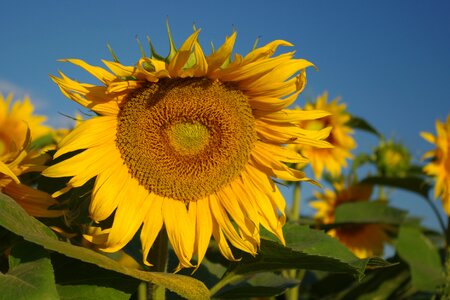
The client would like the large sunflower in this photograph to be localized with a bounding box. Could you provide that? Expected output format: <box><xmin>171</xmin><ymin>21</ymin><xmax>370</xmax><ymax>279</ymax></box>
<box><xmin>0</xmin><ymin>94</ymin><xmax>61</xmax><ymax>217</ymax></box>
<box><xmin>311</xmin><ymin>183</ymin><xmax>390</xmax><ymax>258</ymax></box>
<box><xmin>43</xmin><ymin>28</ymin><xmax>332</xmax><ymax>269</ymax></box>
<box><xmin>421</xmin><ymin>115</ymin><xmax>450</xmax><ymax>215</ymax></box>
<box><xmin>291</xmin><ymin>92</ymin><xmax>356</xmax><ymax>179</ymax></box>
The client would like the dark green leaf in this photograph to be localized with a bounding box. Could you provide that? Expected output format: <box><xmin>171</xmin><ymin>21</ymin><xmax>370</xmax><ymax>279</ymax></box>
<box><xmin>0</xmin><ymin>193</ymin><xmax>209</xmax><ymax>300</ymax></box>
<box><xmin>52</xmin><ymin>252</ymin><xmax>137</xmax><ymax>300</ymax></box>
<box><xmin>333</xmin><ymin>261</ymin><xmax>413</xmax><ymax>300</ymax></box>
<box><xmin>334</xmin><ymin>201</ymin><xmax>407</xmax><ymax>225</ymax></box>
<box><xmin>395</xmin><ymin>226</ymin><xmax>445</xmax><ymax>292</ymax></box>
<box><xmin>0</xmin><ymin>241</ymin><xmax>59</xmax><ymax>300</ymax></box>
<box><xmin>215</xmin><ymin>272</ymin><xmax>299</xmax><ymax>299</ymax></box>
<box><xmin>219</xmin><ymin>223</ymin><xmax>391</xmax><ymax>294</ymax></box>
<box><xmin>361</xmin><ymin>176</ymin><xmax>431</xmax><ymax>199</ymax></box>
<box><xmin>347</xmin><ymin>115</ymin><xmax>381</xmax><ymax>137</ymax></box>
<box><xmin>56</xmin><ymin>285</ymin><xmax>130</xmax><ymax>300</ymax></box>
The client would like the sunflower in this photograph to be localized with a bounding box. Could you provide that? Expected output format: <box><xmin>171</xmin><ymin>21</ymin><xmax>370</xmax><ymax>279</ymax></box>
<box><xmin>291</xmin><ymin>92</ymin><xmax>356</xmax><ymax>179</ymax></box>
<box><xmin>311</xmin><ymin>183</ymin><xmax>390</xmax><ymax>258</ymax></box>
<box><xmin>0</xmin><ymin>94</ymin><xmax>61</xmax><ymax>217</ymax></box>
<box><xmin>0</xmin><ymin>94</ymin><xmax>51</xmax><ymax>148</ymax></box>
<box><xmin>421</xmin><ymin>115</ymin><xmax>450</xmax><ymax>215</ymax></box>
<box><xmin>374</xmin><ymin>139</ymin><xmax>411</xmax><ymax>177</ymax></box>
<box><xmin>43</xmin><ymin>27</ymin><xmax>332</xmax><ymax>269</ymax></box>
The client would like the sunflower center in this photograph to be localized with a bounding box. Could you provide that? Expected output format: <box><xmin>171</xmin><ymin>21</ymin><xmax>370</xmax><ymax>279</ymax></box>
<box><xmin>168</xmin><ymin>122</ymin><xmax>210</xmax><ymax>154</ymax></box>
<box><xmin>116</xmin><ymin>78</ymin><xmax>256</xmax><ymax>201</ymax></box>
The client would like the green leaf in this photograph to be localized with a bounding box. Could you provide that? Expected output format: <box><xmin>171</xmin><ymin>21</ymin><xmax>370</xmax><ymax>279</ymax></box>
<box><xmin>334</xmin><ymin>201</ymin><xmax>407</xmax><ymax>225</ymax></box>
<box><xmin>213</xmin><ymin>223</ymin><xmax>391</xmax><ymax>296</ymax></box>
<box><xmin>395</xmin><ymin>226</ymin><xmax>445</xmax><ymax>292</ymax></box>
<box><xmin>56</xmin><ymin>285</ymin><xmax>129</xmax><ymax>300</ymax></box>
<box><xmin>0</xmin><ymin>193</ymin><xmax>209</xmax><ymax>300</ymax></box>
<box><xmin>214</xmin><ymin>272</ymin><xmax>299</xmax><ymax>299</ymax></box>
<box><xmin>347</xmin><ymin>115</ymin><xmax>381</xmax><ymax>137</ymax></box>
<box><xmin>0</xmin><ymin>241</ymin><xmax>59</xmax><ymax>300</ymax></box>
<box><xmin>329</xmin><ymin>262</ymin><xmax>412</xmax><ymax>300</ymax></box>
<box><xmin>52</xmin><ymin>252</ymin><xmax>136</xmax><ymax>300</ymax></box>
<box><xmin>361</xmin><ymin>176</ymin><xmax>432</xmax><ymax>199</ymax></box>
<box><xmin>30</xmin><ymin>133</ymin><xmax>55</xmax><ymax>149</ymax></box>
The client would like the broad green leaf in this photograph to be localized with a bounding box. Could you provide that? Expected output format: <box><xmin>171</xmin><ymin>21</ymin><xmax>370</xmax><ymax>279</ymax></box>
<box><xmin>0</xmin><ymin>241</ymin><xmax>59</xmax><ymax>300</ymax></box>
<box><xmin>213</xmin><ymin>223</ymin><xmax>392</xmax><ymax>296</ymax></box>
<box><xmin>396</xmin><ymin>226</ymin><xmax>445</xmax><ymax>292</ymax></box>
<box><xmin>361</xmin><ymin>176</ymin><xmax>431</xmax><ymax>199</ymax></box>
<box><xmin>52</xmin><ymin>252</ymin><xmax>136</xmax><ymax>300</ymax></box>
<box><xmin>334</xmin><ymin>201</ymin><xmax>407</xmax><ymax>225</ymax></box>
<box><xmin>56</xmin><ymin>285</ymin><xmax>130</xmax><ymax>300</ymax></box>
<box><xmin>346</xmin><ymin>115</ymin><xmax>381</xmax><ymax>137</ymax></box>
<box><xmin>0</xmin><ymin>193</ymin><xmax>209</xmax><ymax>300</ymax></box>
<box><xmin>214</xmin><ymin>272</ymin><xmax>299</xmax><ymax>299</ymax></box>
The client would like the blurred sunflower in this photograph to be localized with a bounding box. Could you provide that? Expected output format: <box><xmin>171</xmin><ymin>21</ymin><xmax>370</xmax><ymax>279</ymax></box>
<box><xmin>374</xmin><ymin>139</ymin><xmax>411</xmax><ymax>177</ymax></box>
<box><xmin>421</xmin><ymin>115</ymin><xmax>450</xmax><ymax>215</ymax></box>
<box><xmin>0</xmin><ymin>94</ymin><xmax>61</xmax><ymax>217</ymax></box>
<box><xmin>311</xmin><ymin>183</ymin><xmax>390</xmax><ymax>258</ymax></box>
<box><xmin>43</xmin><ymin>27</ymin><xmax>332</xmax><ymax>269</ymax></box>
<box><xmin>291</xmin><ymin>92</ymin><xmax>356</xmax><ymax>179</ymax></box>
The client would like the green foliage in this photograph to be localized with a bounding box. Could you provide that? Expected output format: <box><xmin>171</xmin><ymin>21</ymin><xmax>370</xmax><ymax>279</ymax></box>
<box><xmin>208</xmin><ymin>224</ymin><xmax>392</xmax><ymax>297</ymax></box>
<box><xmin>0</xmin><ymin>241</ymin><xmax>59</xmax><ymax>300</ymax></box>
<box><xmin>361</xmin><ymin>176</ymin><xmax>432</xmax><ymax>199</ymax></box>
<box><xmin>0</xmin><ymin>192</ymin><xmax>210</xmax><ymax>300</ymax></box>
<box><xmin>334</xmin><ymin>201</ymin><xmax>407</xmax><ymax>225</ymax></box>
<box><xmin>214</xmin><ymin>272</ymin><xmax>300</xmax><ymax>298</ymax></box>
<box><xmin>395</xmin><ymin>226</ymin><xmax>446</xmax><ymax>292</ymax></box>
<box><xmin>346</xmin><ymin>115</ymin><xmax>381</xmax><ymax>137</ymax></box>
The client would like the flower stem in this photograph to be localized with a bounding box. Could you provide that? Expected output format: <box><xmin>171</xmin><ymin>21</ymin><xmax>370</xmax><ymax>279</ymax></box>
<box><xmin>290</xmin><ymin>182</ymin><xmax>301</xmax><ymax>222</ymax></box>
<box><xmin>209</xmin><ymin>274</ymin><xmax>246</xmax><ymax>297</ymax></box>
<box><xmin>424</xmin><ymin>196</ymin><xmax>446</xmax><ymax>234</ymax></box>
<box><xmin>286</xmin><ymin>182</ymin><xmax>302</xmax><ymax>300</ymax></box>
<box><xmin>147</xmin><ymin>227</ymin><xmax>169</xmax><ymax>300</ymax></box>
<box><xmin>444</xmin><ymin>216</ymin><xmax>450</xmax><ymax>297</ymax></box>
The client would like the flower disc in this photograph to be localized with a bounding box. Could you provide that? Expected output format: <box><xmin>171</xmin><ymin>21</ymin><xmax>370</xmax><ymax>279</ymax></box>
<box><xmin>116</xmin><ymin>78</ymin><xmax>257</xmax><ymax>201</ymax></box>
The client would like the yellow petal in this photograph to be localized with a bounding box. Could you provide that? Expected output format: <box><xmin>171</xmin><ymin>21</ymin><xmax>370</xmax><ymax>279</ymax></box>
<box><xmin>102</xmin><ymin>180</ymin><xmax>150</xmax><ymax>252</ymax></box>
<box><xmin>3</xmin><ymin>181</ymin><xmax>62</xmax><ymax>217</ymax></box>
<box><xmin>55</xmin><ymin>116</ymin><xmax>117</xmax><ymax>158</ymax></box>
<box><xmin>61</xmin><ymin>58</ymin><xmax>116</xmax><ymax>84</ymax></box>
<box><xmin>206</xmin><ymin>31</ymin><xmax>237</xmax><ymax>72</ymax></box>
<box><xmin>90</xmin><ymin>162</ymin><xmax>128</xmax><ymax>222</ymax></box>
<box><xmin>193</xmin><ymin>199</ymin><xmax>213</xmax><ymax>268</ymax></box>
<box><xmin>168</xmin><ymin>30</ymin><xmax>200</xmax><ymax>77</ymax></box>
<box><xmin>163</xmin><ymin>198</ymin><xmax>195</xmax><ymax>268</ymax></box>
<box><xmin>141</xmin><ymin>194</ymin><xmax>164</xmax><ymax>266</ymax></box>
<box><xmin>0</xmin><ymin>161</ymin><xmax>20</xmax><ymax>183</ymax></box>
<box><xmin>102</xmin><ymin>60</ymin><xmax>136</xmax><ymax>77</ymax></box>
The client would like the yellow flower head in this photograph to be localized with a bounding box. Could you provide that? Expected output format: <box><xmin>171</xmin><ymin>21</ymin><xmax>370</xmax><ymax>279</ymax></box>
<box><xmin>0</xmin><ymin>94</ymin><xmax>51</xmax><ymax>157</ymax></box>
<box><xmin>421</xmin><ymin>115</ymin><xmax>450</xmax><ymax>215</ymax></box>
<box><xmin>0</xmin><ymin>94</ymin><xmax>61</xmax><ymax>217</ymax></box>
<box><xmin>43</xmin><ymin>27</ymin><xmax>332</xmax><ymax>269</ymax></box>
<box><xmin>311</xmin><ymin>183</ymin><xmax>389</xmax><ymax>258</ymax></box>
<box><xmin>374</xmin><ymin>139</ymin><xmax>411</xmax><ymax>177</ymax></box>
<box><xmin>291</xmin><ymin>92</ymin><xmax>356</xmax><ymax>179</ymax></box>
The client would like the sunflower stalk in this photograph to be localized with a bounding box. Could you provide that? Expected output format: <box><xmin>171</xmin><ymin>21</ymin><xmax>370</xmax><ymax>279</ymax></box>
<box><xmin>444</xmin><ymin>216</ymin><xmax>450</xmax><ymax>297</ymax></box>
<box><xmin>289</xmin><ymin>182</ymin><xmax>301</xmax><ymax>222</ymax></box>
<box><xmin>146</xmin><ymin>227</ymin><xmax>169</xmax><ymax>300</ymax></box>
<box><xmin>424</xmin><ymin>196</ymin><xmax>447</xmax><ymax>234</ymax></box>
<box><xmin>286</xmin><ymin>182</ymin><xmax>302</xmax><ymax>300</ymax></box>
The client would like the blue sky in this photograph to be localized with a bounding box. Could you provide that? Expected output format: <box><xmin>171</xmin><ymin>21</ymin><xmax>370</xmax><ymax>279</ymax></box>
<box><xmin>1</xmin><ymin>1</ymin><xmax>449</xmax><ymax>231</ymax></box>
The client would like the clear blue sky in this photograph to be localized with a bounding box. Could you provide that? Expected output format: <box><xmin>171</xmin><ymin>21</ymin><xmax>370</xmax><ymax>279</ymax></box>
<box><xmin>1</xmin><ymin>0</ymin><xmax>449</xmax><ymax>230</ymax></box>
